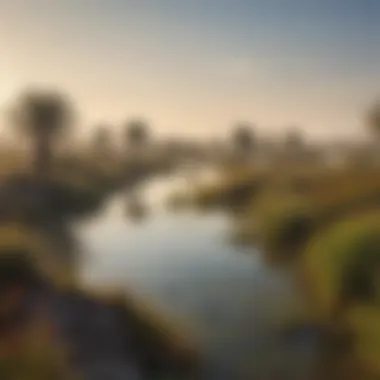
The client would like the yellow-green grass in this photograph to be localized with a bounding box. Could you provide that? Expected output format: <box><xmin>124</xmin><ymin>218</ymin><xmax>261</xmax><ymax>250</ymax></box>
<box><xmin>300</xmin><ymin>213</ymin><xmax>380</xmax><ymax>320</ymax></box>
<box><xmin>205</xmin><ymin>165</ymin><xmax>380</xmax><ymax>249</ymax></box>
<box><xmin>344</xmin><ymin>305</ymin><xmax>380</xmax><ymax>376</ymax></box>
<box><xmin>231</xmin><ymin>166</ymin><xmax>380</xmax><ymax>251</ymax></box>
<box><xmin>306</xmin><ymin>169</ymin><xmax>380</xmax><ymax>218</ymax></box>
<box><xmin>233</xmin><ymin>192</ymin><xmax>317</xmax><ymax>264</ymax></box>
<box><xmin>294</xmin><ymin>210</ymin><xmax>380</xmax><ymax>379</ymax></box>
<box><xmin>218</xmin><ymin>166</ymin><xmax>380</xmax><ymax>378</ymax></box>
<box><xmin>190</xmin><ymin>164</ymin><xmax>364</xmax><ymax>213</ymax></box>
<box><xmin>0</xmin><ymin>224</ymin><xmax>79</xmax><ymax>287</ymax></box>
<box><xmin>240</xmin><ymin>177</ymin><xmax>380</xmax><ymax>259</ymax></box>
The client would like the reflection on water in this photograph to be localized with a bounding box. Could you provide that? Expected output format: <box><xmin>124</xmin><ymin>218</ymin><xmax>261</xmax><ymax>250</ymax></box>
<box><xmin>77</xmin><ymin>174</ymin><xmax>318</xmax><ymax>379</ymax></box>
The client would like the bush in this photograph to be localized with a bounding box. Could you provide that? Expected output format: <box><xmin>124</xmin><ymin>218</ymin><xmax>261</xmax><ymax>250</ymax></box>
<box><xmin>0</xmin><ymin>224</ymin><xmax>76</xmax><ymax>289</ymax></box>
<box><xmin>301</xmin><ymin>213</ymin><xmax>380</xmax><ymax>320</ymax></box>
<box><xmin>254</xmin><ymin>195</ymin><xmax>316</xmax><ymax>265</ymax></box>
<box><xmin>50</xmin><ymin>178</ymin><xmax>105</xmax><ymax>218</ymax></box>
<box><xmin>0</xmin><ymin>173</ymin><xmax>106</xmax><ymax>222</ymax></box>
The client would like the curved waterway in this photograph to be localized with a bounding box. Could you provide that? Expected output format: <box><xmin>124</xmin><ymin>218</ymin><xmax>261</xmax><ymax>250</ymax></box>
<box><xmin>76</xmin><ymin>173</ymin><xmax>318</xmax><ymax>379</ymax></box>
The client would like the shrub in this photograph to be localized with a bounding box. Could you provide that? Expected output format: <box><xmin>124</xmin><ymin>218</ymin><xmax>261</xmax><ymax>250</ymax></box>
<box><xmin>254</xmin><ymin>195</ymin><xmax>316</xmax><ymax>265</ymax></box>
<box><xmin>0</xmin><ymin>224</ymin><xmax>75</xmax><ymax>289</ymax></box>
<box><xmin>301</xmin><ymin>213</ymin><xmax>380</xmax><ymax>320</ymax></box>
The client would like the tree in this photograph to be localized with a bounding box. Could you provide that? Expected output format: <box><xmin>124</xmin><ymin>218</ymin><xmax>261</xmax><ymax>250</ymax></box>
<box><xmin>91</xmin><ymin>124</ymin><xmax>112</xmax><ymax>157</ymax></box>
<box><xmin>124</xmin><ymin>119</ymin><xmax>149</xmax><ymax>148</ymax></box>
<box><xmin>10</xmin><ymin>89</ymin><xmax>74</xmax><ymax>181</ymax></box>
<box><xmin>231</xmin><ymin>122</ymin><xmax>255</xmax><ymax>157</ymax></box>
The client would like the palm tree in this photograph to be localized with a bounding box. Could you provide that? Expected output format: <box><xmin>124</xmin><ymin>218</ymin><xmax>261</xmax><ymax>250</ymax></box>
<box><xmin>10</xmin><ymin>89</ymin><xmax>74</xmax><ymax>181</ymax></box>
<box><xmin>124</xmin><ymin>119</ymin><xmax>149</xmax><ymax>149</ymax></box>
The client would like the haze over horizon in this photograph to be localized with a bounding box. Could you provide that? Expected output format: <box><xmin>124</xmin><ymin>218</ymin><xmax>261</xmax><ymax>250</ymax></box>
<box><xmin>1</xmin><ymin>0</ymin><xmax>379</xmax><ymax>141</ymax></box>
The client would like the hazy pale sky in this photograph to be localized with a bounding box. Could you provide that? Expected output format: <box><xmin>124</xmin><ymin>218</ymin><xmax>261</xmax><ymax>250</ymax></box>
<box><xmin>1</xmin><ymin>0</ymin><xmax>380</xmax><ymax>140</ymax></box>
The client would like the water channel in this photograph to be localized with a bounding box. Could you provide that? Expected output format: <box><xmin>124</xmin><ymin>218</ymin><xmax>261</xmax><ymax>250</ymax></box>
<box><xmin>77</xmin><ymin>172</ymin><xmax>318</xmax><ymax>379</ymax></box>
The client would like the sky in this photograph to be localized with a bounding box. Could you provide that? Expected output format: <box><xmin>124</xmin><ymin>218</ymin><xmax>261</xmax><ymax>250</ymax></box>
<box><xmin>0</xmin><ymin>0</ymin><xmax>380</xmax><ymax>140</ymax></box>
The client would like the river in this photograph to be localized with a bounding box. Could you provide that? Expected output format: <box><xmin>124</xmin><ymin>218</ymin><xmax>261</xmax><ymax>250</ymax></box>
<box><xmin>76</xmin><ymin>172</ymin><xmax>318</xmax><ymax>379</ymax></box>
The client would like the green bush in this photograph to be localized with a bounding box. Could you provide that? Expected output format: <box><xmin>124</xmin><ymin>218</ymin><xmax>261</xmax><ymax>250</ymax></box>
<box><xmin>302</xmin><ymin>213</ymin><xmax>380</xmax><ymax>320</ymax></box>
<box><xmin>300</xmin><ymin>214</ymin><xmax>380</xmax><ymax>379</ymax></box>
<box><xmin>254</xmin><ymin>195</ymin><xmax>316</xmax><ymax>265</ymax></box>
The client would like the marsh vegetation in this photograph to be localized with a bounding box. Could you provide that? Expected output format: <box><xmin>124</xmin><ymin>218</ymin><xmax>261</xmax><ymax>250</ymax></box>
<box><xmin>1</xmin><ymin>87</ymin><xmax>380</xmax><ymax>379</ymax></box>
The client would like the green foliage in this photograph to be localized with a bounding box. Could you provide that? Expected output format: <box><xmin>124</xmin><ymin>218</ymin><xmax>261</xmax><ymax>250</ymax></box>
<box><xmin>307</xmin><ymin>169</ymin><xmax>380</xmax><ymax>221</ymax></box>
<box><xmin>0</xmin><ymin>224</ymin><xmax>77</xmax><ymax>289</ymax></box>
<box><xmin>302</xmin><ymin>213</ymin><xmax>380</xmax><ymax>320</ymax></box>
<box><xmin>9</xmin><ymin>89</ymin><xmax>75</xmax><ymax>179</ymax></box>
<box><xmin>252</xmin><ymin>195</ymin><xmax>316</xmax><ymax>265</ymax></box>
<box><xmin>224</xmin><ymin>166</ymin><xmax>380</xmax><ymax>378</ymax></box>
<box><xmin>51</xmin><ymin>177</ymin><xmax>105</xmax><ymax>218</ymax></box>
<box><xmin>230</xmin><ymin>167</ymin><xmax>380</xmax><ymax>258</ymax></box>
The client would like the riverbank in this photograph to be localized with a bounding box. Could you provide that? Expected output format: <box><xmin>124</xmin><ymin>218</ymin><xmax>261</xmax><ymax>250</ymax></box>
<box><xmin>183</xmin><ymin>163</ymin><xmax>380</xmax><ymax>379</ymax></box>
<box><xmin>0</xmin><ymin>152</ymin><xmax>204</xmax><ymax>379</ymax></box>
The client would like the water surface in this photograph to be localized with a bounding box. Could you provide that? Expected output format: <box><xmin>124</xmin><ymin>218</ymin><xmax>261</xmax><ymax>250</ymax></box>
<box><xmin>78</xmin><ymin>175</ymin><xmax>317</xmax><ymax>379</ymax></box>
